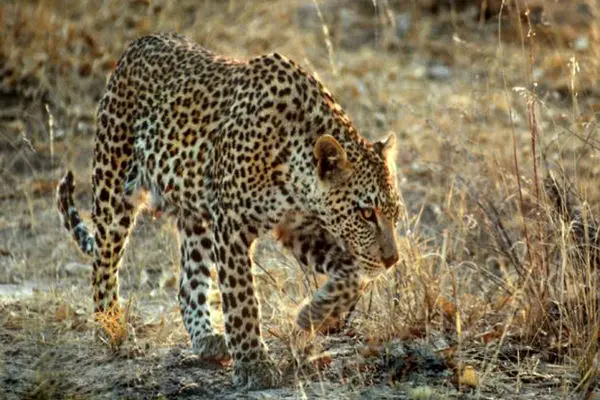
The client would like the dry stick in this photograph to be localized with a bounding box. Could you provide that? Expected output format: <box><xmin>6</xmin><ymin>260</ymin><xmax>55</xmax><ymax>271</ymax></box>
<box><xmin>460</xmin><ymin>260</ymin><xmax>512</xmax><ymax>294</ymax></box>
<box><xmin>252</xmin><ymin>259</ymin><xmax>297</xmax><ymax>305</ymax></box>
<box><xmin>412</xmin><ymin>128</ymin><xmax>524</xmax><ymax>295</ymax></box>
<box><xmin>454</xmin><ymin>173</ymin><xmax>523</xmax><ymax>282</ymax></box>
<box><xmin>511</xmin><ymin>5</ymin><xmax>549</xmax><ymax>343</ymax></box>
<box><xmin>482</xmin><ymin>199</ymin><xmax>521</xmax><ymax>273</ymax></box>
<box><xmin>312</xmin><ymin>0</ymin><xmax>337</xmax><ymax>76</ymax></box>
<box><xmin>559</xmin><ymin>121</ymin><xmax>600</xmax><ymax>152</ymax></box>
<box><xmin>510</xmin><ymin>26</ymin><xmax>534</xmax><ymax>294</ymax></box>
<box><xmin>503</xmin><ymin>3</ymin><xmax>546</xmax><ymax>312</ymax></box>
<box><xmin>407</xmin><ymin>150</ymin><xmax>524</xmax><ymax>294</ymax></box>
<box><xmin>525</xmin><ymin>6</ymin><xmax>550</xmax><ymax>295</ymax></box>
<box><xmin>480</xmin><ymin>1</ymin><xmax>542</xmax><ymax>393</ymax></box>
<box><xmin>296</xmin><ymin>252</ymin><xmax>318</xmax><ymax>298</ymax></box>
<box><xmin>468</xmin><ymin>182</ymin><xmax>521</xmax><ymax>273</ymax></box>
<box><xmin>546</xmin><ymin>174</ymin><xmax>600</xmax><ymax>370</ymax></box>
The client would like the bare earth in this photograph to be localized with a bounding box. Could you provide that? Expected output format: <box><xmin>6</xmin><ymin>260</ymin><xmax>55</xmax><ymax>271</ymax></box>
<box><xmin>2</xmin><ymin>1</ymin><xmax>600</xmax><ymax>398</ymax></box>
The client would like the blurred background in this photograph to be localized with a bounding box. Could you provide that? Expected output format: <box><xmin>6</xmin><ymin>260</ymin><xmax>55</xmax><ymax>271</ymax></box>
<box><xmin>2</xmin><ymin>0</ymin><xmax>600</xmax><ymax>398</ymax></box>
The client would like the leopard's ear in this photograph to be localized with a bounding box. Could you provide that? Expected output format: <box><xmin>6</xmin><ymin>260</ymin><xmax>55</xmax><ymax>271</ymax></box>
<box><xmin>374</xmin><ymin>132</ymin><xmax>397</xmax><ymax>161</ymax></box>
<box><xmin>375</xmin><ymin>132</ymin><xmax>399</xmax><ymax>189</ymax></box>
<box><xmin>313</xmin><ymin>135</ymin><xmax>351</xmax><ymax>182</ymax></box>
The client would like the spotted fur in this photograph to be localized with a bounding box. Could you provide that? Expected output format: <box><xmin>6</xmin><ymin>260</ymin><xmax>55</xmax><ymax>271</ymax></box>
<box><xmin>56</xmin><ymin>33</ymin><xmax>402</xmax><ymax>389</ymax></box>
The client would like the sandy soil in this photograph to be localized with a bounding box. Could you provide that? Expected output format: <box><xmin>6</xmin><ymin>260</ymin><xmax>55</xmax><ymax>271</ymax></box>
<box><xmin>2</xmin><ymin>0</ymin><xmax>600</xmax><ymax>398</ymax></box>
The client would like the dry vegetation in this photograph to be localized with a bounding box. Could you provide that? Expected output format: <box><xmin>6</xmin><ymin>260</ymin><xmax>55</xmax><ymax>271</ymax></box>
<box><xmin>2</xmin><ymin>0</ymin><xmax>600</xmax><ymax>398</ymax></box>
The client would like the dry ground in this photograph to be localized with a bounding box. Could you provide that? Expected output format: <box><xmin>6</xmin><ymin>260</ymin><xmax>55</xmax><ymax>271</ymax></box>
<box><xmin>2</xmin><ymin>0</ymin><xmax>600</xmax><ymax>398</ymax></box>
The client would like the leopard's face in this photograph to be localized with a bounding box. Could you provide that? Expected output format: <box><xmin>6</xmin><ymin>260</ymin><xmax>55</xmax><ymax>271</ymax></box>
<box><xmin>313</xmin><ymin>133</ymin><xmax>402</xmax><ymax>276</ymax></box>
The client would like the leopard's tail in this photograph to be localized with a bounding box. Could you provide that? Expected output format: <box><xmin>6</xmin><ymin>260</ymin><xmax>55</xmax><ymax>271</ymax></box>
<box><xmin>56</xmin><ymin>171</ymin><xmax>95</xmax><ymax>257</ymax></box>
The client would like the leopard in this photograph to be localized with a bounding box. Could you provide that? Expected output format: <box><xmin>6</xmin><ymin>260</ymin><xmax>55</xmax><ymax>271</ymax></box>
<box><xmin>56</xmin><ymin>32</ymin><xmax>402</xmax><ymax>390</ymax></box>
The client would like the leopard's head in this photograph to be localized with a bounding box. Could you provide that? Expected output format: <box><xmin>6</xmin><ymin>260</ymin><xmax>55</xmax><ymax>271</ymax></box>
<box><xmin>313</xmin><ymin>133</ymin><xmax>403</xmax><ymax>276</ymax></box>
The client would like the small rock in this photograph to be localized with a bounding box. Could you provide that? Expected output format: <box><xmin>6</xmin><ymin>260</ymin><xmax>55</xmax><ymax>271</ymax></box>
<box><xmin>374</xmin><ymin>112</ymin><xmax>386</xmax><ymax>129</ymax></box>
<box><xmin>294</xmin><ymin>3</ymin><xmax>335</xmax><ymax>30</ymax></box>
<box><xmin>533</xmin><ymin>68</ymin><xmax>545</xmax><ymax>80</ymax></box>
<box><xmin>0</xmin><ymin>284</ymin><xmax>35</xmax><ymax>300</ymax></box>
<box><xmin>63</xmin><ymin>262</ymin><xmax>92</xmax><ymax>277</ymax></box>
<box><xmin>295</xmin><ymin>4</ymin><xmax>319</xmax><ymax>29</ymax></box>
<box><xmin>427</xmin><ymin>64</ymin><xmax>452</xmax><ymax>80</ymax></box>
<box><xmin>295</xmin><ymin>3</ymin><xmax>378</xmax><ymax>51</ymax></box>
<box><xmin>430</xmin><ymin>335</ymin><xmax>450</xmax><ymax>352</ymax></box>
<box><xmin>458</xmin><ymin>365</ymin><xmax>479</xmax><ymax>388</ymax></box>
<box><xmin>246</xmin><ymin>391</ymin><xmax>282</xmax><ymax>400</ymax></box>
<box><xmin>409</xmin><ymin>386</ymin><xmax>434</xmax><ymax>400</ymax></box>
<box><xmin>410</xmin><ymin>65</ymin><xmax>427</xmax><ymax>80</ymax></box>
<box><xmin>574</xmin><ymin>36</ymin><xmax>589</xmax><ymax>51</ymax></box>
<box><xmin>395</xmin><ymin>12</ymin><xmax>412</xmax><ymax>39</ymax></box>
<box><xmin>338</xmin><ymin>8</ymin><xmax>376</xmax><ymax>50</ymax></box>
<box><xmin>76</xmin><ymin>121</ymin><xmax>95</xmax><ymax>136</ymax></box>
<box><xmin>380</xmin><ymin>340</ymin><xmax>450</xmax><ymax>383</ymax></box>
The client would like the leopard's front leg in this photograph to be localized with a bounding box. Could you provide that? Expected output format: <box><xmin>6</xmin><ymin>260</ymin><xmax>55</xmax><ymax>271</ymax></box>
<box><xmin>297</xmin><ymin>271</ymin><xmax>362</xmax><ymax>331</ymax></box>
<box><xmin>276</xmin><ymin>215</ymin><xmax>365</xmax><ymax>331</ymax></box>
<box><xmin>212</xmin><ymin>210</ymin><xmax>281</xmax><ymax>389</ymax></box>
<box><xmin>177</xmin><ymin>216</ymin><xmax>229</xmax><ymax>361</ymax></box>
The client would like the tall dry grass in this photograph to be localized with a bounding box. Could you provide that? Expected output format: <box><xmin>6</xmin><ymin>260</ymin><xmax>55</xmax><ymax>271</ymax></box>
<box><xmin>2</xmin><ymin>0</ymin><xmax>600</xmax><ymax>398</ymax></box>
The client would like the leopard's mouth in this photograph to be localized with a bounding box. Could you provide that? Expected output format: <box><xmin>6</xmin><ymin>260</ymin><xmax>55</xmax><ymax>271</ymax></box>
<box><xmin>343</xmin><ymin>242</ymin><xmax>388</xmax><ymax>275</ymax></box>
<box><xmin>356</xmin><ymin>256</ymin><xmax>386</xmax><ymax>276</ymax></box>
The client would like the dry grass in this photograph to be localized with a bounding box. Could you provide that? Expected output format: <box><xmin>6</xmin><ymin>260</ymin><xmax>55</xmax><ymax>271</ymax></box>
<box><xmin>2</xmin><ymin>0</ymin><xmax>600</xmax><ymax>398</ymax></box>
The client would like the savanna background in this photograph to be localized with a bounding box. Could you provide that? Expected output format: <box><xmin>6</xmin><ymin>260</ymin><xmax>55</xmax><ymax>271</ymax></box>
<box><xmin>2</xmin><ymin>0</ymin><xmax>600</xmax><ymax>398</ymax></box>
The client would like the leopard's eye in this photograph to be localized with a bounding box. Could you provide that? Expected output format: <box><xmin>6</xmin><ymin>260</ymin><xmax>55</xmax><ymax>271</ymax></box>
<box><xmin>359</xmin><ymin>207</ymin><xmax>377</xmax><ymax>224</ymax></box>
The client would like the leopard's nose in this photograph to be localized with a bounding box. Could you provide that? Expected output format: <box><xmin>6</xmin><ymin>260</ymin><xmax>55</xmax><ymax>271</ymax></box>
<box><xmin>382</xmin><ymin>253</ymin><xmax>399</xmax><ymax>268</ymax></box>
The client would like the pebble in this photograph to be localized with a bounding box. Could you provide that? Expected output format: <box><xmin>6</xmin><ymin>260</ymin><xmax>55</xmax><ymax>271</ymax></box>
<box><xmin>574</xmin><ymin>36</ymin><xmax>589</xmax><ymax>51</ymax></box>
<box><xmin>294</xmin><ymin>3</ymin><xmax>335</xmax><ymax>30</ymax></box>
<box><xmin>338</xmin><ymin>8</ymin><xmax>376</xmax><ymax>50</ymax></box>
<box><xmin>63</xmin><ymin>262</ymin><xmax>92</xmax><ymax>276</ymax></box>
<box><xmin>427</xmin><ymin>64</ymin><xmax>452</xmax><ymax>80</ymax></box>
<box><xmin>395</xmin><ymin>12</ymin><xmax>412</xmax><ymax>39</ymax></box>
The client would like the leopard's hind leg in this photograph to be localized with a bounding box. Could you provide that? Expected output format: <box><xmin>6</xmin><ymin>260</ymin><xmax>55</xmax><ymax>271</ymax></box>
<box><xmin>57</xmin><ymin>150</ymin><xmax>141</xmax><ymax>313</ymax></box>
<box><xmin>87</xmin><ymin>95</ymin><xmax>144</xmax><ymax>313</ymax></box>
<box><xmin>90</xmin><ymin>167</ymin><xmax>141</xmax><ymax>313</ymax></box>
